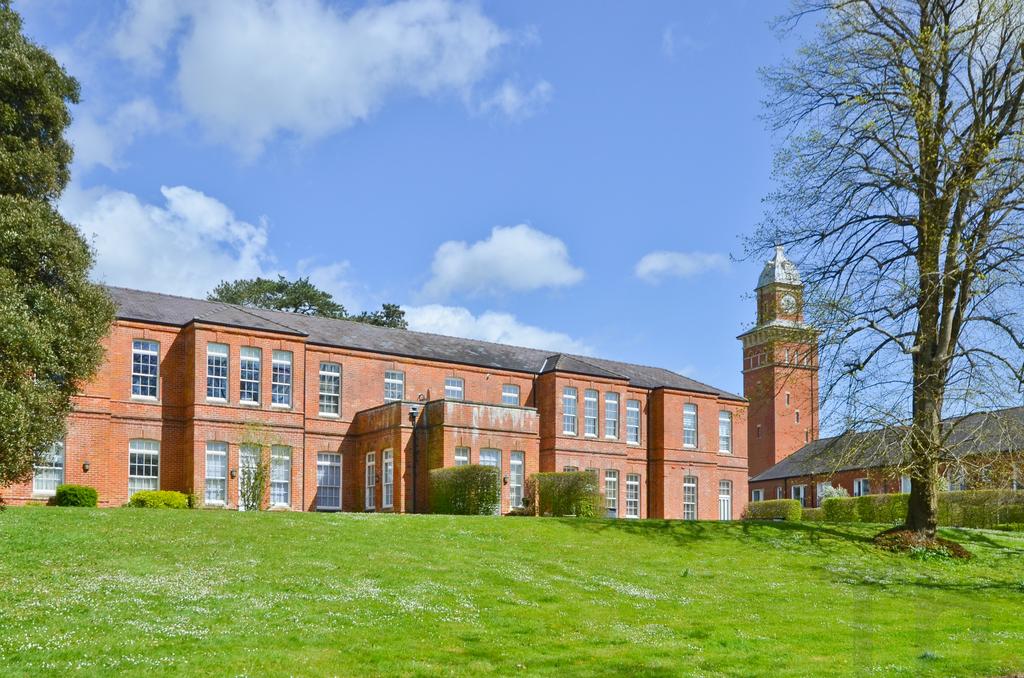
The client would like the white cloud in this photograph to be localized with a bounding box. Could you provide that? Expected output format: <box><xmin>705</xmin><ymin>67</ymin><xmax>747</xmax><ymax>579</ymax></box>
<box><xmin>478</xmin><ymin>78</ymin><xmax>552</xmax><ymax>120</ymax></box>
<box><xmin>634</xmin><ymin>251</ymin><xmax>729</xmax><ymax>283</ymax></box>
<box><xmin>661</xmin><ymin>24</ymin><xmax>702</xmax><ymax>60</ymax></box>
<box><xmin>422</xmin><ymin>224</ymin><xmax>584</xmax><ymax>299</ymax></box>
<box><xmin>60</xmin><ymin>183</ymin><xmax>275</xmax><ymax>298</ymax></box>
<box><xmin>406</xmin><ymin>304</ymin><xmax>591</xmax><ymax>354</ymax></box>
<box><xmin>113</xmin><ymin>0</ymin><xmax>510</xmax><ymax>157</ymax></box>
<box><xmin>68</xmin><ymin>98</ymin><xmax>162</xmax><ymax>171</ymax></box>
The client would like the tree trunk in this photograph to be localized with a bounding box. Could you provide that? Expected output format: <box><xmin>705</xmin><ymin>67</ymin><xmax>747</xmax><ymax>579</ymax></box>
<box><xmin>905</xmin><ymin>463</ymin><xmax>939</xmax><ymax>536</ymax></box>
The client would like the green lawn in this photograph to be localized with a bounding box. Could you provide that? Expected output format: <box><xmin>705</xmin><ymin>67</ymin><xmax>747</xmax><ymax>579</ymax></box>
<box><xmin>1</xmin><ymin>509</ymin><xmax>1023</xmax><ymax>677</ymax></box>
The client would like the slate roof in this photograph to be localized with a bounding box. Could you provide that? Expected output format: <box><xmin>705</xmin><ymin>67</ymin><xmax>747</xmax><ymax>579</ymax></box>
<box><xmin>751</xmin><ymin>406</ymin><xmax>1024</xmax><ymax>482</ymax></box>
<box><xmin>105</xmin><ymin>286</ymin><xmax>743</xmax><ymax>400</ymax></box>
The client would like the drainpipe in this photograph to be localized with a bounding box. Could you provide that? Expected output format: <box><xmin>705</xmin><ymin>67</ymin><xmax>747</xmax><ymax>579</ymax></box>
<box><xmin>645</xmin><ymin>391</ymin><xmax>653</xmax><ymax>519</ymax></box>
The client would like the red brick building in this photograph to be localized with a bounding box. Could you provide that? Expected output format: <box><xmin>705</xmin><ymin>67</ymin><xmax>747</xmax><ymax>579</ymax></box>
<box><xmin>5</xmin><ymin>286</ymin><xmax>748</xmax><ymax>520</ymax></box>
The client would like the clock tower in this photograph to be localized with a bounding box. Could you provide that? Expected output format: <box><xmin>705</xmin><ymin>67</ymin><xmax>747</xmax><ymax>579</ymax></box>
<box><xmin>738</xmin><ymin>246</ymin><xmax>820</xmax><ymax>477</ymax></box>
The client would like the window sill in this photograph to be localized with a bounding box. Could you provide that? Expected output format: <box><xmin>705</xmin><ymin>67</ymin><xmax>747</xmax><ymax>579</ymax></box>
<box><xmin>627</xmin><ymin>442</ymin><xmax>641</xmax><ymax>447</ymax></box>
<box><xmin>718</xmin><ymin>451</ymin><xmax>733</xmax><ymax>456</ymax></box>
<box><xmin>683</xmin><ymin>445</ymin><xmax>697</xmax><ymax>450</ymax></box>
<box><xmin>270</xmin><ymin>404</ymin><xmax>292</xmax><ymax>410</ymax></box>
<box><xmin>239</xmin><ymin>401</ymin><xmax>260</xmax><ymax>407</ymax></box>
<box><xmin>206</xmin><ymin>398</ymin><xmax>227</xmax><ymax>404</ymax></box>
<box><xmin>563</xmin><ymin>432</ymin><xmax>577</xmax><ymax>436</ymax></box>
<box><xmin>131</xmin><ymin>395</ymin><xmax>158</xmax><ymax>402</ymax></box>
<box><xmin>319</xmin><ymin>412</ymin><xmax>340</xmax><ymax>419</ymax></box>
<box><xmin>604</xmin><ymin>436</ymin><xmax>618</xmax><ymax>441</ymax></box>
<box><xmin>584</xmin><ymin>434</ymin><xmax>597</xmax><ymax>439</ymax></box>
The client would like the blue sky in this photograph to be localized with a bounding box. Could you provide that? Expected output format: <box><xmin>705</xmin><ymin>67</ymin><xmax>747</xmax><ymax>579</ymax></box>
<box><xmin>22</xmin><ymin>0</ymin><xmax>805</xmax><ymax>396</ymax></box>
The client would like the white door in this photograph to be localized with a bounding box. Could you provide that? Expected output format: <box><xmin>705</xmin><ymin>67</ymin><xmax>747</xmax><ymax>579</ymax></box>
<box><xmin>479</xmin><ymin>448</ymin><xmax>502</xmax><ymax>515</ymax></box>
<box><xmin>238</xmin><ymin>445</ymin><xmax>258</xmax><ymax>511</ymax></box>
<box><xmin>718</xmin><ymin>480</ymin><xmax>732</xmax><ymax>521</ymax></box>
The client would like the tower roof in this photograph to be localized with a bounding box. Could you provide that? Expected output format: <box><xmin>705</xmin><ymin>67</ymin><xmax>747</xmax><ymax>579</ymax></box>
<box><xmin>757</xmin><ymin>245</ymin><xmax>802</xmax><ymax>289</ymax></box>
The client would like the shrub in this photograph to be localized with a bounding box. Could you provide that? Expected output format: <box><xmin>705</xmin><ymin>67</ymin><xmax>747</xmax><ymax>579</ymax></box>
<box><xmin>430</xmin><ymin>465</ymin><xmax>500</xmax><ymax>515</ymax></box>
<box><xmin>854</xmin><ymin>494</ymin><xmax>909</xmax><ymax>525</ymax></box>
<box><xmin>992</xmin><ymin>523</ymin><xmax>1024</xmax><ymax>532</ymax></box>
<box><xmin>937</xmin><ymin>490</ymin><xmax>1024</xmax><ymax>528</ymax></box>
<box><xmin>820</xmin><ymin>485</ymin><xmax>850</xmax><ymax>500</ymax></box>
<box><xmin>128</xmin><ymin>490</ymin><xmax>189</xmax><ymax>509</ymax></box>
<box><xmin>801</xmin><ymin>507</ymin><xmax>825</xmax><ymax>522</ymax></box>
<box><xmin>821</xmin><ymin>496</ymin><xmax>858</xmax><ymax>522</ymax></box>
<box><xmin>54</xmin><ymin>484</ymin><xmax>98</xmax><ymax>507</ymax></box>
<box><xmin>743</xmin><ymin>499</ymin><xmax>802</xmax><ymax>521</ymax></box>
<box><xmin>530</xmin><ymin>472</ymin><xmax>602</xmax><ymax>517</ymax></box>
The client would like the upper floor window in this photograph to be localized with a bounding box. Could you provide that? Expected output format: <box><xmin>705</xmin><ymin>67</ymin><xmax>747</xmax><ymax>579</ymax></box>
<box><xmin>719</xmin><ymin>410</ymin><xmax>733</xmax><ymax>453</ymax></box>
<box><xmin>128</xmin><ymin>439</ymin><xmax>159</xmax><ymax>497</ymax></box>
<box><xmin>384</xmin><ymin>370</ymin><xmax>404</xmax><ymax>402</ymax></box>
<box><xmin>626</xmin><ymin>399</ymin><xmax>641</xmax><ymax>444</ymax></box>
<box><xmin>319</xmin><ymin>362</ymin><xmax>341</xmax><ymax>416</ymax></box>
<box><xmin>605</xmin><ymin>393</ymin><xmax>619</xmax><ymax>439</ymax></box>
<box><xmin>206</xmin><ymin>343</ymin><xmax>228</xmax><ymax>401</ymax></box>
<box><xmin>131</xmin><ymin>339</ymin><xmax>159</xmax><ymax>398</ymax></box>
<box><xmin>584</xmin><ymin>389</ymin><xmax>599</xmax><ymax>437</ymax></box>
<box><xmin>444</xmin><ymin>376</ymin><xmax>465</xmax><ymax>401</ymax></box>
<box><xmin>563</xmin><ymin>387</ymin><xmax>578</xmax><ymax>435</ymax></box>
<box><xmin>454</xmin><ymin>446</ymin><xmax>470</xmax><ymax>466</ymax></box>
<box><xmin>239</xmin><ymin>347</ymin><xmax>261</xmax><ymax>404</ymax></box>
<box><xmin>502</xmin><ymin>384</ymin><xmax>520</xmax><ymax>406</ymax></box>
<box><xmin>33</xmin><ymin>440</ymin><xmax>64</xmax><ymax>496</ymax></box>
<box><xmin>271</xmin><ymin>350</ymin><xmax>292</xmax><ymax>407</ymax></box>
<box><xmin>683</xmin><ymin>404</ymin><xmax>698</xmax><ymax>448</ymax></box>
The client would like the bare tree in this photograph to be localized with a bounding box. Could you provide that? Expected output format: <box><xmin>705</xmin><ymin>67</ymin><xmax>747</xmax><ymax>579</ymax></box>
<box><xmin>755</xmin><ymin>0</ymin><xmax>1024</xmax><ymax>536</ymax></box>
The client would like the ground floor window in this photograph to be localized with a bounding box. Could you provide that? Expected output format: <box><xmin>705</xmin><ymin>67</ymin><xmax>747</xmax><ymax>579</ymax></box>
<box><xmin>775</xmin><ymin>486</ymin><xmax>783</xmax><ymax>500</ymax></box>
<box><xmin>604</xmin><ymin>470</ymin><xmax>619</xmax><ymax>518</ymax></box>
<box><xmin>792</xmin><ymin>484</ymin><xmax>806</xmax><ymax>507</ymax></box>
<box><xmin>382</xmin><ymin>449</ymin><xmax>394</xmax><ymax>509</ymax></box>
<box><xmin>270</xmin><ymin>446</ymin><xmax>291</xmax><ymax>507</ymax></box>
<box><xmin>563</xmin><ymin>465</ymin><xmax>578</xmax><ymax>472</ymax></box>
<box><xmin>751</xmin><ymin>488</ymin><xmax>764</xmax><ymax>502</ymax></box>
<box><xmin>683</xmin><ymin>476</ymin><xmax>698</xmax><ymax>520</ymax></box>
<box><xmin>510</xmin><ymin>451</ymin><xmax>525</xmax><ymax>508</ymax></box>
<box><xmin>365</xmin><ymin>452</ymin><xmax>376</xmax><ymax>511</ymax></box>
<box><xmin>316</xmin><ymin>452</ymin><xmax>342</xmax><ymax>511</ymax></box>
<box><xmin>479</xmin><ymin>448</ymin><xmax>501</xmax><ymax>515</ymax></box>
<box><xmin>625</xmin><ymin>473</ymin><xmax>640</xmax><ymax>518</ymax></box>
<box><xmin>900</xmin><ymin>475</ymin><xmax>912</xmax><ymax>494</ymax></box>
<box><xmin>33</xmin><ymin>440</ymin><xmax>65</xmax><ymax>496</ymax></box>
<box><xmin>128</xmin><ymin>439</ymin><xmax>159</xmax><ymax>497</ymax></box>
<box><xmin>454</xmin><ymin>446</ymin><xmax>470</xmax><ymax>466</ymax></box>
<box><xmin>204</xmin><ymin>441</ymin><xmax>227</xmax><ymax>505</ymax></box>
<box><xmin>853</xmin><ymin>478</ymin><xmax>870</xmax><ymax>497</ymax></box>
<box><xmin>718</xmin><ymin>479</ymin><xmax>733</xmax><ymax>520</ymax></box>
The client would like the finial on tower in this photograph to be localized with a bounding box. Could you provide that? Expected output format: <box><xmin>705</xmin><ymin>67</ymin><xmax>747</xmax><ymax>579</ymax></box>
<box><xmin>757</xmin><ymin>245</ymin><xmax>802</xmax><ymax>289</ymax></box>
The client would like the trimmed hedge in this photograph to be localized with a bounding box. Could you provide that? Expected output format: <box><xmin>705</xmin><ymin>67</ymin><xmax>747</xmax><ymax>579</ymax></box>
<box><xmin>430</xmin><ymin>465</ymin><xmax>500</xmax><ymax>515</ymax></box>
<box><xmin>128</xmin><ymin>490</ymin><xmax>190</xmax><ymax>509</ymax></box>
<box><xmin>855</xmin><ymin>494</ymin><xmax>908</xmax><ymax>525</ymax></box>
<box><xmin>801</xmin><ymin>507</ymin><xmax>825</xmax><ymax>522</ymax></box>
<box><xmin>526</xmin><ymin>472</ymin><xmax>602</xmax><ymax>517</ymax></box>
<box><xmin>743</xmin><ymin>499</ymin><xmax>802</xmax><ymax>521</ymax></box>
<box><xmin>54</xmin><ymin>484</ymin><xmax>98</xmax><ymax>507</ymax></box>
<box><xmin>822</xmin><ymin>496</ymin><xmax>859</xmax><ymax>522</ymax></box>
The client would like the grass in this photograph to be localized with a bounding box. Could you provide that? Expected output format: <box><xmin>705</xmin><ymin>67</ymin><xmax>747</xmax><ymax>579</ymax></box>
<box><xmin>1</xmin><ymin>509</ymin><xmax>1023</xmax><ymax>677</ymax></box>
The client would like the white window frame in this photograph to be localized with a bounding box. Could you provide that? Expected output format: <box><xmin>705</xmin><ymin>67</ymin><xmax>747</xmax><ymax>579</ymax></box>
<box><xmin>816</xmin><ymin>481</ymin><xmax>830</xmax><ymax>502</ymax></box>
<box><xmin>206</xmin><ymin>342</ymin><xmax>229</xmax><ymax>402</ymax></box>
<box><xmin>271</xmin><ymin>350</ymin><xmax>292</xmax><ymax>408</ymax></box>
<box><xmin>501</xmin><ymin>384</ymin><xmax>520</xmax><ymax>406</ymax></box>
<box><xmin>316</xmin><ymin>452</ymin><xmax>342</xmax><ymax>511</ymax></box>
<box><xmin>625</xmin><ymin>473</ymin><xmax>640</xmax><ymax>518</ymax></box>
<box><xmin>563</xmin><ymin>387</ymin><xmax>578</xmax><ymax>435</ymax></box>
<box><xmin>128</xmin><ymin>439</ymin><xmax>159</xmax><ymax>497</ymax></box>
<box><xmin>131</xmin><ymin>339</ymin><xmax>159</xmax><ymax>399</ymax></box>
<box><xmin>510</xmin><ymin>451</ymin><xmax>525</xmax><ymax>509</ymax></box>
<box><xmin>626</xmin><ymin>399</ymin><xmax>641</xmax><ymax>445</ymax></box>
<box><xmin>204</xmin><ymin>441</ymin><xmax>228</xmax><ymax>505</ymax></box>
<box><xmin>751</xmin><ymin>488</ymin><xmax>764</xmax><ymax>502</ymax></box>
<box><xmin>718</xmin><ymin>410</ymin><xmax>733</xmax><ymax>453</ymax></box>
<box><xmin>270</xmin><ymin>446</ymin><xmax>292</xmax><ymax>507</ymax></box>
<box><xmin>683</xmin><ymin>475</ymin><xmax>698</xmax><ymax>520</ymax></box>
<box><xmin>718</xmin><ymin>479</ymin><xmax>733</xmax><ymax>521</ymax></box>
<box><xmin>776</xmin><ymin>486</ymin><xmax>784</xmax><ymax>500</ymax></box>
<box><xmin>384</xmin><ymin>370</ymin><xmax>404</xmax><ymax>402</ymax></box>
<box><xmin>792</xmin><ymin>484</ymin><xmax>807</xmax><ymax>507</ymax></box>
<box><xmin>479</xmin><ymin>448</ymin><xmax>502</xmax><ymax>515</ymax></box>
<box><xmin>382</xmin><ymin>449</ymin><xmax>394</xmax><ymax>509</ymax></box>
<box><xmin>583</xmin><ymin>389</ymin><xmax>599</xmax><ymax>437</ymax></box>
<box><xmin>683</xmin><ymin>404</ymin><xmax>698</xmax><ymax>448</ymax></box>
<box><xmin>444</xmin><ymin>376</ymin><xmax>465</xmax><ymax>401</ymax></box>
<box><xmin>605</xmin><ymin>469</ymin><xmax>619</xmax><ymax>518</ymax></box>
<box><xmin>239</xmin><ymin>347</ymin><xmax>261</xmax><ymax>404</ymax></box>
<box><xmin>318</xmin><ymin>362</ymin><xmax>341</xmax><ymax>416</ymax></box>
<box><xmin>900</xmin><ymin>475</ymin><xmax>912</xmax><ymax>494</ymax></box>
<box><xmin>853</xmin><ymin>478</ymin><xmax>870</xmax><ymax>497</ymax></box>
<box><xmin>454</xmin><ymin>446</ymin><xmax>470</xmax><ymax>466</ymax></box>
<box><xmin>563</xmin><ymin>465</ymin><xmax>579</xmax><ymax>472</ymax></box>
<box><xmin>605</xmin><ymin>393</ymin><xmax>619</xmax><ymax>439</ymax></box>
<box><xmin>33</xmin><ymin>440</ymin><xmax>65</xmax><ymax>496</ymax></box>
<box><xmin>365</xmin><ymin>452</ymin><xmax>377</xmax><ymax>510</ymax></box>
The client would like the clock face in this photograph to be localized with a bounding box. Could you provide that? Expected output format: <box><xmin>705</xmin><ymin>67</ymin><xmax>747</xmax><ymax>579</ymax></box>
<box><xmin>780</xmin><ymin>293</ymin><xmax>797</xmax><ymax>314</ymax></box>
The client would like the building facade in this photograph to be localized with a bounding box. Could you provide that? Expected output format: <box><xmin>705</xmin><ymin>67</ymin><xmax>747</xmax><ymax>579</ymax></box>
<box><xmin>5</xmin><ymin>287</ymin><xmax>748</xmax><ymax>520</ymax></box>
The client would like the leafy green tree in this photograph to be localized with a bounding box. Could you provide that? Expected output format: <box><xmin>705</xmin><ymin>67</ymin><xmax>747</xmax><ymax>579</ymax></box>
<box><xmin>209</xmin><ymin>276</ymin><xmax>408</xmax><ymax>329</ymax></box>
<box><xmin>0</xmin><ymin>1</ymin><xmax>114</xmax><ymax>499</ymax></box>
